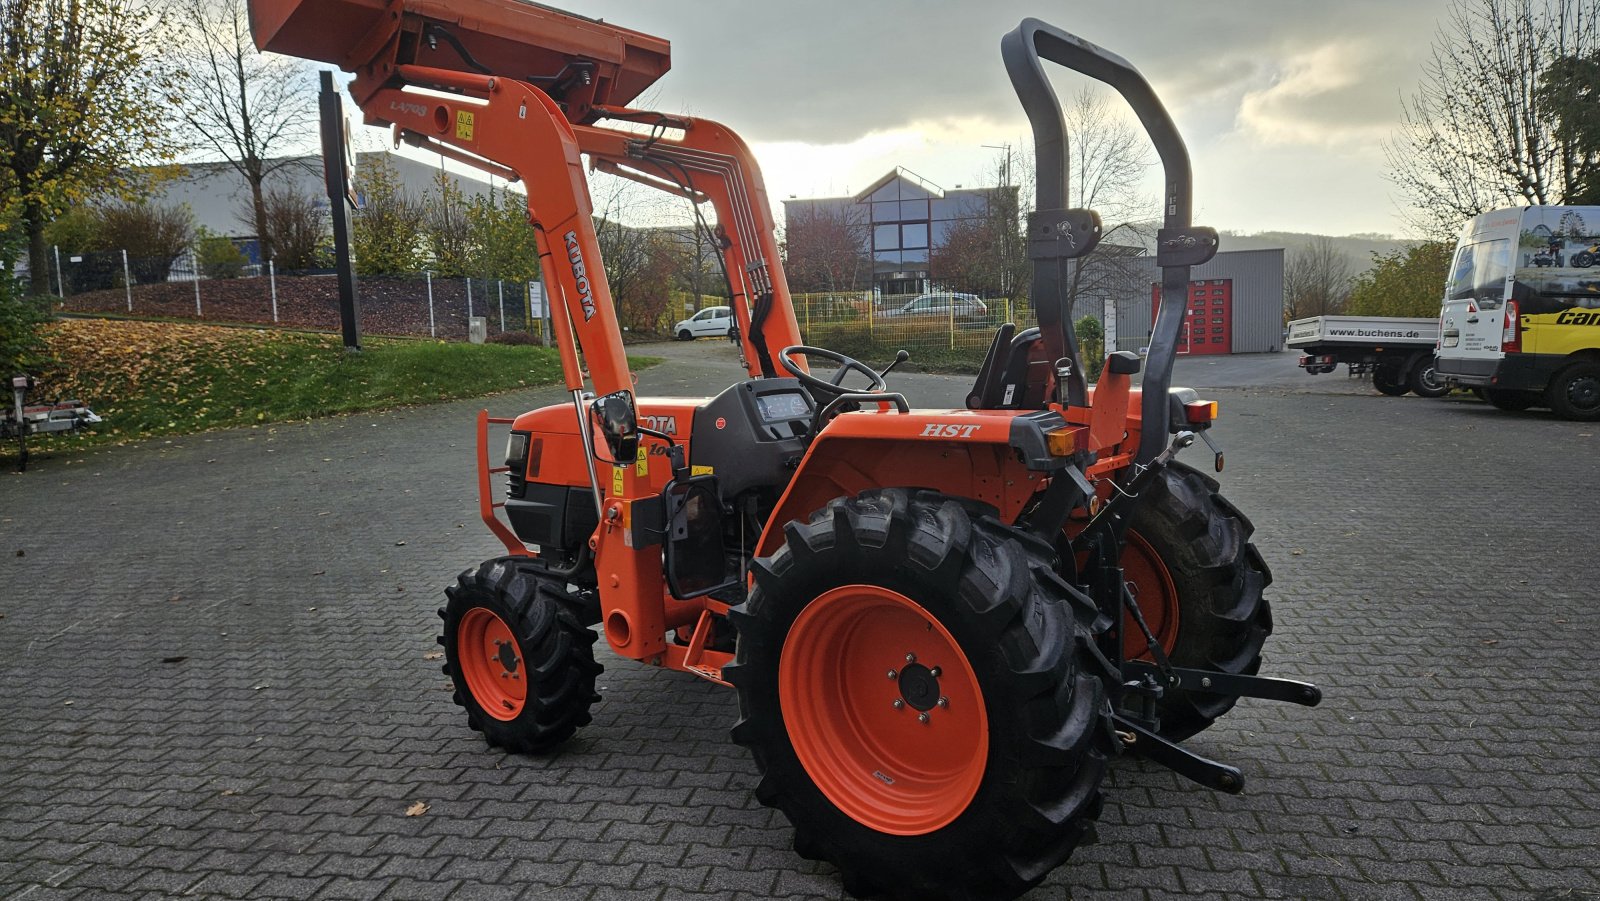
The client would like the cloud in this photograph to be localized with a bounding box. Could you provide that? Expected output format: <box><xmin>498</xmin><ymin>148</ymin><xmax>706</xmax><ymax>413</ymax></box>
<box><xmin>1235</xmin><ymin>41</ymin><xmax>1409</xmax><ymax>146</ymax></box>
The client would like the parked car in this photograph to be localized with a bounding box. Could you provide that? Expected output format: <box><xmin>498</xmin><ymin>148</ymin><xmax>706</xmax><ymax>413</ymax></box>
<box><xmin>674</xmin><ymin>305</ymin><xmax>733</xmax><ymax>340</ymax></box>
<box><xmin>881</xmin><ymin>292</ymin><xmax>990</xmax><ymax>322</ymax></box>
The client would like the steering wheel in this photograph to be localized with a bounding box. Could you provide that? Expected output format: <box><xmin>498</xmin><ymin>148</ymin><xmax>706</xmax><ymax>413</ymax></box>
<box><xmin>779</xmin><ymin>345</ymin><xmax>887</xmax><ymax>398</ymax></box>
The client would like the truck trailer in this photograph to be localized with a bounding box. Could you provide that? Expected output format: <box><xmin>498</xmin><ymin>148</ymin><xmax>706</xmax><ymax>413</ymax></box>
<box><xmin>1286</xmin><ymin>315</ymin><xmax>1446</xmax><ymax>397</ymax></box>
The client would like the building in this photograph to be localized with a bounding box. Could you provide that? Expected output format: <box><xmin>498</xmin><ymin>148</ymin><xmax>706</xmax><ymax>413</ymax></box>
<box><xmin>782</xmin><ymin>168</ymin><xmax>1017</xmax><ymax>296</ymax></box>
<box><xmin>151</xmin><ymin>151</ymin><xmax>502</xmax><ymax>263</ymax></box>
<box><xmin>1105</xmin><ymin>248</ymin><xmax>1285</xmax><ymax>355</ymax></box>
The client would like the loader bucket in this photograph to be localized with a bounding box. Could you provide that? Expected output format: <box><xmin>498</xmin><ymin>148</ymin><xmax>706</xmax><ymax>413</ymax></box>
<box><xmin>247</xmin><ymin>0</ymin><xmax>670</xmax><ymax>115</ymax></box>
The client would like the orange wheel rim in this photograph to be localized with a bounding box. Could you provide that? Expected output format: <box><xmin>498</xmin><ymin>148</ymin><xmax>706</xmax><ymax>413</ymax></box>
<box><xmin>458</xmin><ymin>608</ymin><xmax>526</xmax><ymax>720</ymax></box>
<box><xmin>778</xmin><ymin>585</ymin><xmax>988</xmax><ymax>835</ymax></box>
<box><xmin>1120</xmin><ymin>530</ymin><xmax>1180</xmax><ymax>661</ymax></box>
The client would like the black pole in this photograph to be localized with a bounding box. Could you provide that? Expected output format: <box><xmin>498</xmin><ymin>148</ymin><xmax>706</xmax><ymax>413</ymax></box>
<box><xmin>319</xmin><ymin>71</ymin><xmax>361</xmax><ymax>351</ymax></box>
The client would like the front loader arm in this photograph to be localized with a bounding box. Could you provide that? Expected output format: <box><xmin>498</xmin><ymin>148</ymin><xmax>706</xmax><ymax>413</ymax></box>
<box><xmin>574</xmin><ymin>110</ymin><xmax>804</xmax><ymax>379</ymax></box>
<box><xmin>366</xmin><ymin>73</ymin><xmax>633</xmax><ymax>400</ymax></box>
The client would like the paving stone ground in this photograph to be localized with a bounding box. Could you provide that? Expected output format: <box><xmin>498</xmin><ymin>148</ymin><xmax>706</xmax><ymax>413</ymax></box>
<box><xmin>2</xmin><ymin>341</ymin><xmax>1597</xmax><ymax>900</ymax></box>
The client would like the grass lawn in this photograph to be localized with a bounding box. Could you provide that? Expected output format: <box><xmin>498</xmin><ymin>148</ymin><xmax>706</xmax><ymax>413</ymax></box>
<box><xmin>9</xmin><ymin>319</ymin><xmax>659</xmax><ymax>459</ymax></box>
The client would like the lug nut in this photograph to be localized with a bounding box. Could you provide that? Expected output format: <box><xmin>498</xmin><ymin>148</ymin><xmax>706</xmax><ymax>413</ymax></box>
<box><xmin>937</xmin><ymin>697</ymin><xmax>948</xmax><ymax>708</ymax></box>
<box><xmin>918</xmin><ymin>712</ymin><xmax>930</xmax><ymax>724</ymax></box>
<box><xmin>905</xmin><ymin>653</ymin><xmax>916</xmax><ymax>663</ymax></box>
<box><xmin>892</xmin><ymin>699</ymin><xmax>904</xmax><ymax>710</ymax></box>
<box><xmin>1201</xmin><ymin>677</ymin><xmax>1212</xmax><ymax>689</ymax></box>
<box><xmin>887</xmin><ymin>669</ymin><xmax>898</xmax><ymax>680</ymax></box>
<box><xmin>929</xmin><ymin>666</ymin><xmax>941</xmax><ymax>677</ymax></box>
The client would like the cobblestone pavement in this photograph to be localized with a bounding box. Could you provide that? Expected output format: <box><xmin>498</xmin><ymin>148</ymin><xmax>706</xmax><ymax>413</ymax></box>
<box><xmin>2</xmin><ymin>340</ymin><xmax>1597</xmax><ymax>900</ymax></box>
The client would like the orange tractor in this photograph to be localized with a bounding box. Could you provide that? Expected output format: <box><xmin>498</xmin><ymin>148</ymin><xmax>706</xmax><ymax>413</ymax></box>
<box><xmin>250</xmin><ymin>3</ymin><xmax>1320</xmax><ymax>897</ymax></box>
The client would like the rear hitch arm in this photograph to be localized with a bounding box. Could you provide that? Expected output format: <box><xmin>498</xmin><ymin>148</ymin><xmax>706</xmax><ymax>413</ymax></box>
<box><xmin>1112</xmin><ymin>714</ymin><xmax>1245</xmax><ymax>794</ymax></box>
<box><xmin>1123</xmin><ymin>661</ymin><xmax>1323</xmax><ymax>708</ymax></box>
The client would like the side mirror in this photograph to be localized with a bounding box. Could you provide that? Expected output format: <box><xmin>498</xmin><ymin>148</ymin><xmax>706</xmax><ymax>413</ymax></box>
<box><xmin>590</xmin><ymin>390</ymin><xmax>639</xmax><ymax>462</ymax></box>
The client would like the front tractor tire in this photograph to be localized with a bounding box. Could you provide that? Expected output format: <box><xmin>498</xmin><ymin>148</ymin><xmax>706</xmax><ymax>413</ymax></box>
<box><xmin>1116</xmin><ymin>464</ymin><xmax>1274</xmax><ymax>742</ymax></box>
<box><xmin>728</xmin><ymin>490</ymin><xmax>1114</xmax><ymax>901</ymax></box>
<box><xmin>439</xmin><ymin>558</ymin><xmax>602</xmax><ymax>754</ymax></box>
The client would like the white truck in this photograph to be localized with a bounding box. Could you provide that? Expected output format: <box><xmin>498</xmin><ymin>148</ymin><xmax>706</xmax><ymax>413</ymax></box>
<box><xmin>1286</xmin><ymin>315</ymin><xmax>1446</xmax><ymax>397</ymax></box>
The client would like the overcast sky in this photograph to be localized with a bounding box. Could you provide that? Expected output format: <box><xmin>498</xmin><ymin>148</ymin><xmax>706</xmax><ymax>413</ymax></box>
<box><xmin>537</xmin><ymin>0</ymin><xmax>1457</xmax><ymax>238</ymax></box>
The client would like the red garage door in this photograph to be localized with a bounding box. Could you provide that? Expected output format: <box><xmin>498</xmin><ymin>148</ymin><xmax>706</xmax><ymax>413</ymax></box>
<box><xmin>1151</xmin><ymin>279</ymin><xmax>1232</xmax><ymax>355</ymax></box>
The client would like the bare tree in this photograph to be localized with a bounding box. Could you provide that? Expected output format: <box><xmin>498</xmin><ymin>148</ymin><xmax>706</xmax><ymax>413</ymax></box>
<box><xmin>1284</xmin><ymin>237</ymin><xmax>1355</xmax><ymax>320</ymax></box>
<box><xmin>783</xmin><ymin>202</ymin><xmax>870</xmax><ymax>294</ymax></box>
<box><xmin>1387</xmin><ymin>0</ymin><xmax>1600</xmax><ymax>239</ymax></box>
<box><xmin>257</xmin><ymin>185</ymin><xmax>327</xmax><ymax>270</ymax></box>
<box><xmin>172</xmin><ymin>0</ymin><xmax>317</xmax><ymax>263</ymax></box>
<box><xmin>938</xmin><ymin>90</ymin><xmax>1154</xmax><ymax>313</ymax></box>
<box><xmin>1061</xmin><ymin>88</ymin><xmax>1157</xmax><ymax>321</ymax></box>
<box><xmin>590</xmin><ymin>174</ymin><xmax>670</xmax><ymax>325</ymax></box>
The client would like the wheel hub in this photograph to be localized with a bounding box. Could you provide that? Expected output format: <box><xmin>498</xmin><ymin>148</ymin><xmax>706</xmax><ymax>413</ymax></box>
<box><xmin>457</xmin><ymin>608</ymin><xmax>527</xmax><ymax>721</ymax></box>
<box><xmin>896</xmin><ymin>662</ymin><xmax>941</xmax><ymax>712</ymax></box>
<box><xmin>1569</xmin><ymin>376</ymin><xmax>1600</xmax><ymax>409</ymax></box>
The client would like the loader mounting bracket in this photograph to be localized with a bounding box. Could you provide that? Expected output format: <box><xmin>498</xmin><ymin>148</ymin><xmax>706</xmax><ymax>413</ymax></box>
<box><xmin>1028</xmin><ymin>208</ymin><xmax>1102</xmax><ymax>262</ymax></box>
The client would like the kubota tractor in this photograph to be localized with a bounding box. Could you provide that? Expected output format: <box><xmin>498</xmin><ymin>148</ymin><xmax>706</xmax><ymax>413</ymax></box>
<box><xmin>249</xmin><ymin>3</ymin><xmax>1320</xmax><ymax>897</ymax></box>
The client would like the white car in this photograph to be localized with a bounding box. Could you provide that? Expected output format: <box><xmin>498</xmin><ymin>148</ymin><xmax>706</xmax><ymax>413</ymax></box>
<box><xmin>675</xmin><ymin>305</ymin><xmax>733</xmax><ymax>340</ymax></box>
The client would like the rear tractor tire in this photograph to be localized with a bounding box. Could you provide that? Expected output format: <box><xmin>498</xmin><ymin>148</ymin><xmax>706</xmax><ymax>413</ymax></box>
<box><xmin>440</xmin><ymin>558</ymin><xmax>602</xmax><ymax>754</ymax></box>
<box><xmin>1112</xmin><ymin>463</ymin><xmax>1274</xmax><ymax>742</ymax></box>
<box><xmin>728</xmin><ymin>489</ymin><xmax>1115</xmax><ymax>901</ymax></box>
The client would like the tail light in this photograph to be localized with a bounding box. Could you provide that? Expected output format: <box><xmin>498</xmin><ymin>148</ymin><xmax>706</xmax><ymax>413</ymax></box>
<box><xmin>1184</xmin><ymin>400</ymin><xmax>1219</xmax><ymax>424</ymax></box>
<box><xmin>1502</xmin><ymin>300</ymin><xmax>1521</xmax><ymax>353</ymax></box>
<box><xmin>1436</xmin><ymin>313</ymin><xmax>1443</xmax><ymax>350</ymax></box>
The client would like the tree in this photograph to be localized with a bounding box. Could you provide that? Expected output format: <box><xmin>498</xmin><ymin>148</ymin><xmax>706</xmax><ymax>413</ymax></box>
<box><xmin>936</xmin><ymin>91</ymin><xmax>1155</xmax><ymax>313</ymax></box>
<box><xmin>1284</xmin><ymin>237</ymin><xmax>1355</xmax><ymax>320</ymax></box>
<box><xmin>466</xmin><ymin>188</ymin><xmax>540</xmax><ymax>284</ymax></box>
<box><xmin>930</xmin><ymin>195</ymin><xmax>1018</xmax><ymax>298</ymax></box>
<box><xmin>424</xmin><ymin>170</ymin><xmax>472</xmax><ymax>277</ymax></box>
<box><xmin>171</xmin><ymin>0</ymin><xmax>316</xmax><ymax>264</ymax></box>
<box><xmin>351</xmin><ymin>156</ymin><xmax>424</xmax><ymax>275</ymax></box>
<box><xmin>0</xmin><ymin>230</ymin><xmax>48</xmax><ymax>373</ymax></box>
<box><xmin>782</xmin><ymin>202</ymin><xmax>869</xmax><ymax>294</ymax></box>
<box><xmin>1060</xmin><ymin>89</ymin><xmax>1156</xmax><ymax>320</ymax></box>
<box><xmin>96</xmin><ymin>200</ymin><xmax>194</xmax><ymax>283</ymax></box>
<box><xmin>0</xmin><ymin>0</ymin><xmax>179</xmax><ymax>295</ymax></box>
<box><xmin>1387</xmin><ymin>0</ymin><xmax>1600</xmax><ymax>239</ymax></box>
<box><xmin>258</xmin><ymin>185</ymin><xmax>327</xmax><ymax>270</ymax></box>
<box><xmin>1536</xmin><ymin>51</ymin><xmax>1600</xmax><ymax>204</ymax></box>
<box><xmin>1345</xmin><ymin>242</ymin><xmax>1454</xmax><ymax>318</ymax></box>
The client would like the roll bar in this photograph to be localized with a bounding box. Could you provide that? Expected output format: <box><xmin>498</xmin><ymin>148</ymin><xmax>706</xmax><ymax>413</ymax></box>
<box><xmin>1001</xmin><ymin>19</ymin><xmax>1218</xmax><ymax>463</ymax></box>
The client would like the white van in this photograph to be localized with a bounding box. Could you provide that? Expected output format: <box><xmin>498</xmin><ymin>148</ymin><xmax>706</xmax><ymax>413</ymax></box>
<box><xmin>1436</xmin><ymin>205</ymin><xmax>1600</xmax><ymax>419</ymax></box>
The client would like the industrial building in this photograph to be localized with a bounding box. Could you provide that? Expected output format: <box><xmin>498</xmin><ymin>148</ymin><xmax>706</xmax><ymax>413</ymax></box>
<box><xmin>1101</xmin><ymin>248</ymin><xmax>1287</xmax><ymax>356</ymax></box>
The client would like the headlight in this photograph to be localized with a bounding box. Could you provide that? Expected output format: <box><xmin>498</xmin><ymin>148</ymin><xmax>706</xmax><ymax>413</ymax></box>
<box><xmin>504</xmin><ymin>431</ymin><xmax>530</xmax><ymax>473</ymax></box>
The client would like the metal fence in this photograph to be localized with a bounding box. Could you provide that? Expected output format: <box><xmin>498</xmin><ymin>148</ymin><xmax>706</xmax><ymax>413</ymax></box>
<box><xmin>48</xmin><ymin>246</ymin><xmax>553</xmax><ymax>343</ymax></box>
<box><xmin>796</xmin><ymin>289</ymin><xmax>1141</xmax><ymax>358</ymax></box>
